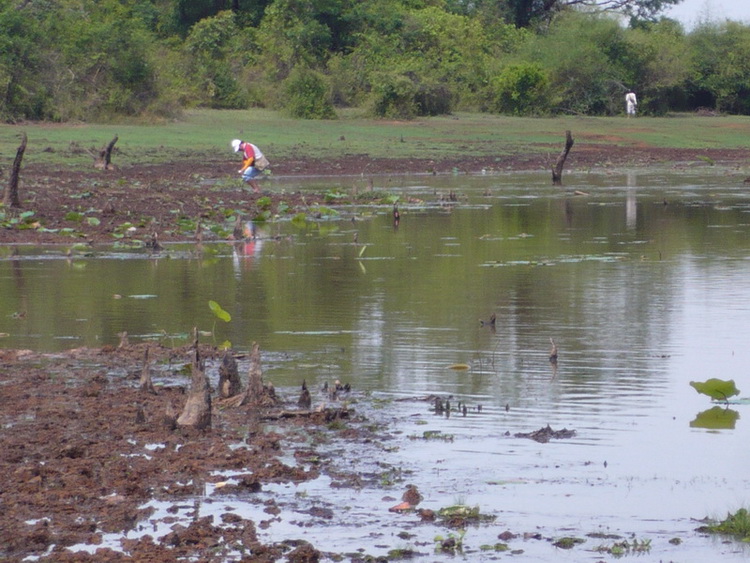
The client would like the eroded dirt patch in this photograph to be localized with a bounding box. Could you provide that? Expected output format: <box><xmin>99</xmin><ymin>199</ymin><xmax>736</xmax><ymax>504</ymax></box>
<box><xmin>0</xmin><ymin>343</ymin><xmax>382</xmax><ymax>562</ymax></box>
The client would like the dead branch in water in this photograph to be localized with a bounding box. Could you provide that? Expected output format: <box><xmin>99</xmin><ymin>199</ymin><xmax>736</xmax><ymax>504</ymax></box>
<box><xmin>551</xmin><ymin>130</ymin><xmax>574</xmax><ymax>186</ymax></box>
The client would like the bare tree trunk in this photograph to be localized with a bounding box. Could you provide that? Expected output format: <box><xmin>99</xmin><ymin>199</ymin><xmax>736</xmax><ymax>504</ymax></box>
<box><xmin>218</xmin><ymin>351</ymin><xmax>242</xmax><ymax>398</ymax></box>
<box><xmin>177</xmin><ymin>329</ymin><xmax>212</xmax><ymax>430</ymax></box>
<box><xmin>95</xmin><ymin>135</ymin><xmax>119</xmax><ymax>170</ymax></box>
<box><xmin>4</xmin><ymin>132</ymin><xmax>26</xmax><ymax>208</ymax></box>
<box><xmin>551</xmin><ymin>130</ymin><xmax>574</xmax><ymax>186</ymax></box>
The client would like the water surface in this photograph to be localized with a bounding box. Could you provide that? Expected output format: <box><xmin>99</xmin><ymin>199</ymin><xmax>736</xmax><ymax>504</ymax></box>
<box><xmin>3</xmin><ymin>169</ymin><xmax>750</xmax><ymax>560</ymax></box>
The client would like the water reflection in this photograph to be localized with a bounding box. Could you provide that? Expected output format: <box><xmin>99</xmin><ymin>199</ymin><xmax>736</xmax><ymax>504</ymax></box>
<box><xmin>3</xmin><ymin>171</ymin><xmax>750</xmax><ymax>558</ymax></box>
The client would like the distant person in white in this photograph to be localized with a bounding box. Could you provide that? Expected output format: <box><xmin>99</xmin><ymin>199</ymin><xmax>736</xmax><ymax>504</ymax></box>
<box><xmin>625</xmin><ymin>91</ymin><xmax>638</xmax><ymax>117</ymax></box>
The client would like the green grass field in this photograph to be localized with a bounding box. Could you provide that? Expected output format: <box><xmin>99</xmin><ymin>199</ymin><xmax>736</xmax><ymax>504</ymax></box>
<box><xmin>1</xmin><ymin>110</ymin><xmax>749</xmax><ymax>169</ymax></box>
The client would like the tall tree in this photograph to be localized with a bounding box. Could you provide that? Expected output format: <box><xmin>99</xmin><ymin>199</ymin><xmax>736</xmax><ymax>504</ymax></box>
<box><xmin>487</xmin><ymin>0</ymin><xmax>683</xmax><ymax>28</ymax></box>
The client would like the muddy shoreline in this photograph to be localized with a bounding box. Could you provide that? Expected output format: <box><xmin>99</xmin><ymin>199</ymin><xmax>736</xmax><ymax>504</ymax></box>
<box><xmin>0</xmin><ymin>343</ymin><xmax>388</xmax><ymax>562</ymax></box>
<box><xmin>2</xmin><ymin>146</ymin><xmax>748</xmax><ymax>246</ymax></box>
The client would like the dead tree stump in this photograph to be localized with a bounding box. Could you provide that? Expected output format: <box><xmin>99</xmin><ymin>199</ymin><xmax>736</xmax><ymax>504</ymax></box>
<box><xmin>177</xmin><ymin>331</ymin><xmax>212</xmax><ymax>430</ymax></box>
<box><xmin>94</xmin><ymin>135</ymin><xmax>119</xmax><ymax>170</ymax></box>
<box><xmin>3</xmin><ymin>132</ymin><xmax>26</xmax><ymax>209</ymax></box>
<box><xmin>139</xmin><ymin>348</ymin><xmax>157</xmax><ymax>394</ymax></box>
<box><xmin>219</xmin><ymin>342</ymin><xmax>279</xmax><ymax>409</ymax></box>
<box><xmin>297</xmin><ymin>380</ymin><xmax>312</xmax><ymax>409</ymax></box>
<box><xmin>551</xmin><ymin>130</ymin><xmax>574</xmax><ymax>186</ymax></box>
<box><xmin>218</xmin><ymin>351</ymin><xmax>242</xmax><ymax>399</ymax></box>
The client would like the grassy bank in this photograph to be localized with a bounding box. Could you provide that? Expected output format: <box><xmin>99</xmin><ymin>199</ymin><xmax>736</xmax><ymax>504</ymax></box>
<box><xmin>1</xmin><ymin>110</ymin><xmax>749</xmax><ymax>170</ymax></box>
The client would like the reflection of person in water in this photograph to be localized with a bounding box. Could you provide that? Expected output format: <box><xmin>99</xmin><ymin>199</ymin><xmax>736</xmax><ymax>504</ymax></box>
<box><xmin>232</xmin><ymin>222</ymin><xmax>264</xmax><ymax>276</ymax></box>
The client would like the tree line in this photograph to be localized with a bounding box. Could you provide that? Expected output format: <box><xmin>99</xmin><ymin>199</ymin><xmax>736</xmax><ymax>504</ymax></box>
<box><xmin>1</xmin><ymin>0</ymin><xmax>748</xmax><ymax>122</ymax></box>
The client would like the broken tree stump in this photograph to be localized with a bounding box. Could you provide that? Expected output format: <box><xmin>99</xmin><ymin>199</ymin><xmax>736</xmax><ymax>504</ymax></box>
<box><xmin>176</xmin><ymin>330</ymin><xmax>212</xmax><ymax>430</ymax></box>
<box><xmin>218</xmin><ymin>342</ymin><xmax>279</xmax><ymax>409</ymax></box>
<box><xmin>94</xmin><ymin>135</ymin><xmax>118</xmax><ymax>170</ymax></box>
<box><xmin>551</xmin><ymin>130</ymin><xmax>574</xmax><ymax>186</ymax></box>
<box><xmin>3</xmin><ymin>132</ymin><xmax>26</xmax><ymax>209</ymax></box>
<box><xmin>297</xmin><ymin>380</ymin><xmax>312</xmax><ymax>409</ymax></box>
<box><xmin>139</xmin><ymin>348</ymin><xmax>157</xmax><ymax>394</ymax></box>
<box><xmin>218</xmin><ymin>351</ymin><xmax>242</xmax><ymax>399</ymax></box>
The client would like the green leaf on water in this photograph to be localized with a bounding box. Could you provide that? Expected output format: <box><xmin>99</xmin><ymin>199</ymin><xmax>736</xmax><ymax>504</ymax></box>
<box><xmin>208</xmin><ymin>300</ymin><xmax>231</xmax><ymax>322</ymax></box>
<box><xmin>690</xmin><ymin>378</ymin><xmax>740</xmax><ymax>401</ymax></box>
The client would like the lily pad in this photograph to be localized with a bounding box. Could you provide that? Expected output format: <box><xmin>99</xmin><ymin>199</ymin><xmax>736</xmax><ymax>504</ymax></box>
<box><xmin>690</xmin><ymin>378</ymin><xmax>740</xmax><ymax>402</ymax></box>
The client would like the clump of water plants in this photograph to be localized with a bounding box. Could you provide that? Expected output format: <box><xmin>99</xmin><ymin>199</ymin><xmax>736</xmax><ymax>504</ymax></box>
<box><xmin>437</xmin><ymin>503</ymin><xmax>495</xmax><ymax>528</ymax></box>
<box><xmin>434</xmin><ymin>530</ymin><xmax>465</xmax><ymax>554</ymax></box>
<box><xmin>701</xmin><ymin>508</ymin><xmax>750</xmax><ymax>541</ymax></box>
<box><xmin>593</xmin><ymin>537</ymin><xmax>651</xmax><ymax>555</ymax></box>
<box><xmin>409</xmin><ymin>430</ymin><xmax>454</xmax><ymax>442</ymax></box>
<box><xmin>553</xmin><ymin>536</ymin><xmax>585</xmax><ymax>549</ymax></box>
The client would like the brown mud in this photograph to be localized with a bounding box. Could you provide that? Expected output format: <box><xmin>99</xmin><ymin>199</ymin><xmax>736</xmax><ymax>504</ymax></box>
<box><xmin>2</xmin><ymin>146</ymin><xmax>748</xmax><ymax>245</ymax></box>
<box><xmin>1</xmin><ymin>146</ymin><xmax>748</xmax><ymax>561</ymax></box>
<box><xmin>0</xmin><ymin>343</ymin><xmax>380</xmax><ymax>562</ymax></box>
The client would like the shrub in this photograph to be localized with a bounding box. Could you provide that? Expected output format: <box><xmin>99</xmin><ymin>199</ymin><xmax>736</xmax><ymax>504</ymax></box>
<box><xmin>281</xmin><ymin>67</ymin><xmax>336</xmax><ymax>119</ymax></box>
<box><xmin>490</xmin><ymin>63</ymin><xmax>550</xmax><ymax>115</ymax></box>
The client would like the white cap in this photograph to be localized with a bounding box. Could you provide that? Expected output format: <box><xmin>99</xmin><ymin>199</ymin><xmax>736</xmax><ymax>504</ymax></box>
<box><xmin>231</xmin><ymin>139</ymin><xmax>242</xmax><ymax>152</ymax></box>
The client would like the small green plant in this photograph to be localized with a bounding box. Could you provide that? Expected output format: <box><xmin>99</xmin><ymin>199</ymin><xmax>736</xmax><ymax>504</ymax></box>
<box><xmin>378</xmin><ymin>465</ymin><xmax>404</xmax><ymax>487</ymax></box>
<box><xmin>594</xmin><ymin>537</ymin><xmax>651</xmax><ymax>555</ymax></box>
<box><xmin>434</xmin><ymin>530</ymin><xmax>466</xmax><ymax>554</ymax></box>
<box><xmin>480</xmin><ymin>543</ymin><xmax>509</xmax><ymax>552</ymax></box>
<box><xmin>704</xmin><ymin>508</ymin><xmax>750</xmax><ymax>540</ymax></box>
<box><xmin>208</xmin><ymin>300</ymin><xmax>232</xmax><ymax>349</ymax></box>
<box><xmin>409</xmin><ymin>430</ymin><xmax>454</xmax><ymax>442</ymax></box>
<box><xmin>323</xmin><ymin>189</ymin><xmax>347</xmax><ymax>203</ymax></box>
<box><xmin>553</xmin><ymin>536</ymin><xmax>585</xmax><ymax>549</ymax></box>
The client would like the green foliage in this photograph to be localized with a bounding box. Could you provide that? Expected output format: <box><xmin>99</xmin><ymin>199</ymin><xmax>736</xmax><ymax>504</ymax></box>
<box><xmin>553</xmin><ymin>537</ymin><xmax>585</xmax><ymax>549</ymax></box>
<box><xmin>370</xmin><ymin>72</ymin><xmax>419</xmax><ymax>119</ymax></box>
<box><xmin>706</xmin><ymin>508</ymin><xmax>750</xmax><ymax>540</ymax></box>
<box><xmin>281</xmin><ymin>66</ymin><xmax>336</xmax><ymax>119</ymax></box>
<box><xmin>184</xmin><ymin>11</ymin><xmax>248</xmax><ymax>109</ymax></box>
<box><xmin>0</xmin><ymin>2</ymin><xmax>50</xmax><ymax>120</ymax></box>
<box><xmin>686</xmin><ymin>22</ymin><xmax>750</xmax><ymax>114</ymax></box>
<box><xmin>490</xmin><ymin>63</ymin><xmax>550</xmax><ymax>115</ymax></box>
<box><xmin>594</xmin><ymin>538</ymin><xmax>652</xmax><ymax>555</ymax></box>
<box><xmin>208</xmin><ymin>300</ymin><xmax>231</xmax><ymax>322</ymax></box>
<box><xmin>690</xmin><ymin>378</ymin><xmax>740</xmax><ymax>402</ymax></box>
<box><xmin>5</xmin><ymin>1</ymin><xmax>750</xmax><ymax>121</ymax></box>
<box><xmin>522</xmin><ymin>13</ymin><xmax>634</xmax><ymax>115</ymax></box>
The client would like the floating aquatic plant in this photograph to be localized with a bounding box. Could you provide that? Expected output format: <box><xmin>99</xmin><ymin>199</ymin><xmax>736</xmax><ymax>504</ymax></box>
<box><xmin>690</xmin><ymin>378</ymin><xmax>740</xmax><ymax>403</ymax></box>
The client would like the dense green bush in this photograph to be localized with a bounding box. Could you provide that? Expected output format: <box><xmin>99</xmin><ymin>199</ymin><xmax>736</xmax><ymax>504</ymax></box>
<box><xmin>490</xmin><ymin>63</ymin><xmax>550</xmax><ymax>115</ymax></box>
<box><xmin>281</xmin><ymin>66</ymin><xmax>336</xmax><ymax>119</ymax></box>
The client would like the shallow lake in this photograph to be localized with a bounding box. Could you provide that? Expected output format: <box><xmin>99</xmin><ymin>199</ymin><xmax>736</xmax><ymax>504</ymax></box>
<box><xmin>3</xmin><ymin>169</ymin><xmax>750</xmax><ymax>560</ymax></box>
